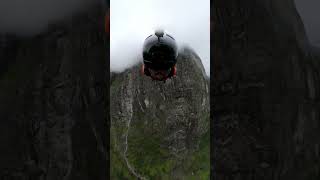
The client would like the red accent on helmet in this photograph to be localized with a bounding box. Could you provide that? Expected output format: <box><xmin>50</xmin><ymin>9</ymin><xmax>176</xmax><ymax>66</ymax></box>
<box><xmin>173</xmin><ymin>66</ymin><xmax>177</xmax><ymax>76</ymax></box>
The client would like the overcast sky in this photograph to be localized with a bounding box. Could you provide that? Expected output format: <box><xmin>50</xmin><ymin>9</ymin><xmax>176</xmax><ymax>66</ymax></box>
<box><xmin>0</xmin><ymin>0</ymin><xmax>95</xmax><ymax>36</ymax></box>
<box><xmin>110</xmin><ymin>0</ymin><xmax>210</xmax><ymax>75</ymax></box>
<box><xmin>294</xmin><ymin>0</ymin><xmax>320</xmax><ymax>45</ymax></box>
<box><xmin>0</xmin><ymin>0</ymin><xmax>318</xmax><ymax>74</ymax></box>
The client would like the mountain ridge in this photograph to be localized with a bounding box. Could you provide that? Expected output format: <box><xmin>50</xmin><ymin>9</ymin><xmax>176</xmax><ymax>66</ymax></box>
<box><xmin>110</xmin><ymin>47</ymin><xmax>210</xmax><ymax>179</ymax></box>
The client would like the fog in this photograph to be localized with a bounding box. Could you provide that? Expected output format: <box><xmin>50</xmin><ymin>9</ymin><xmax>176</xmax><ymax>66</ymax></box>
<box><xmin>110</xmin><ymin>0</ymin><xmax>210</xmax><ymax>76</ymax></box>
<box><xmin>0</xmin><ymin>0</ymin><xmax>97</xmax><ymax>36</ymax></box>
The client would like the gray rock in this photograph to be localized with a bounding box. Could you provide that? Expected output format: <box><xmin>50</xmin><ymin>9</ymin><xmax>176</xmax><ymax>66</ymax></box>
<box><xmin>213</xmin><ymin>0</ymin><xmax>320</xmax><ymax>179</ymax></box>
<box><xmin>0</xmin><ymin>2</ymin><xmax>108</xmax><ymax>180</ymax></box>
<box><xmin>110</xmin><ymin>47</ymin><xmax>210</xmax><ymax>179</ymax></box>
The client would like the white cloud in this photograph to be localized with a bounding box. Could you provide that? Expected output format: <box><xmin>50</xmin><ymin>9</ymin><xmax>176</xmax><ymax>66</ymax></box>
<box><xmin>111</xmin><ymin>0</ymin><xmax>210</xmax><ymax>75</ymax></box>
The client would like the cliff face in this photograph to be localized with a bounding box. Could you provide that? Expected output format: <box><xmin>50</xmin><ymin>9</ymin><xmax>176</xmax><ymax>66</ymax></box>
<box><xmin>0</xmin><ymin>3</ymin><xmax>108</xmax><ymax>180</ymax></box>
<box><xmin>213</xmin><ymin>0</ymin><xmax>320</xmax><ymax>179</ymax></box>
<box><xmin>110</xmin><ymin>47</ymin><xmax>210</xmax><ymax>179</ymax></box>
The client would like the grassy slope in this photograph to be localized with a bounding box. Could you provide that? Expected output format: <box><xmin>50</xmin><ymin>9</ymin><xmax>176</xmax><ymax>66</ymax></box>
<box><xmin>111</xmin><ymin>113</ymin><xmax>209</xmax><ymax>179</ymax></box>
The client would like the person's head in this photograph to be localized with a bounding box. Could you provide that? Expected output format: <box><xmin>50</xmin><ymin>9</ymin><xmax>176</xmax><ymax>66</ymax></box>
<box><xmin>142</xmin><ymin>29</ymin><xmax>178</xmax><ymax>80</ymax></box>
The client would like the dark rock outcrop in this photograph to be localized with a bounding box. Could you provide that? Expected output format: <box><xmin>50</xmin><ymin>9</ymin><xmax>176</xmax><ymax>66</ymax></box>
<box><xmin>0</xmin><ymin>2</ymin><xmax>108</xmax><ymax>180</ymax></box>
<box><xmin>110</xmin><ymin>47</ymin><xmax>210</xmax><ymax>179</ymax></box>
<box><xmin>213</xmin><ymin>0</ymin><xmax>320</xmax><ymax>179</ymax></box>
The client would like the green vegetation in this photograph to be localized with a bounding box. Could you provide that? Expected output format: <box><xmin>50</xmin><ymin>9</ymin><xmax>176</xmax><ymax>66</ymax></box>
<box><xmin>110</xmin><ymin>125</ymin><xmax>135</xmax><ymax>179</ymax></box>
<box><xmin>110</xmin><ymin>119</ymin><xmax>210</xmax><ymax>179</ymax></box>
<box><xmin>126</xmin><ymin>126</ymin><xmax>175</xmax><ymax>179</ymax></box>
<box><xmin>110</xmin><ymin>145</ymin><xmax>134</xmax><ymax>179</ymax></box>
<box><xmin>185</xmin><ymin>130</ymin><xmax>210</xmax><ymax>179</ymax></box>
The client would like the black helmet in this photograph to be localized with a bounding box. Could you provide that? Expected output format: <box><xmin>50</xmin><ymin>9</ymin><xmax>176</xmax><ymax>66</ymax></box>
<box><xmin>142</xmin><ymin>29</ymin><xmax>178</xmax><ymax>70</ymax></box>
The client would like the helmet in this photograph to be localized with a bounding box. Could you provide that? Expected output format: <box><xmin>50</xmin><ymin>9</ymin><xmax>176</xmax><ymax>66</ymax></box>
<box><xmin>142</xmin><ymin>29</ymin><xmax>178</xmax><ymax>70</ymax></box>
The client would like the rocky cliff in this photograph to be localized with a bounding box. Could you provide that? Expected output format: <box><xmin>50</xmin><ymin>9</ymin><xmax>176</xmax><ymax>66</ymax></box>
<box><xmin>213</xmin><ymin>0</ymin><xmax>320</xmax><ymax>179</ymax></box>
<box><xmin>0</xmin><ymin>2</ymin><xmax>108</xmax><ymax>180</ymax></box>
<box><xmin>110</xmin><ymin>47</ymin><xmax>210</xmax><ymax>179</ymax></box>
